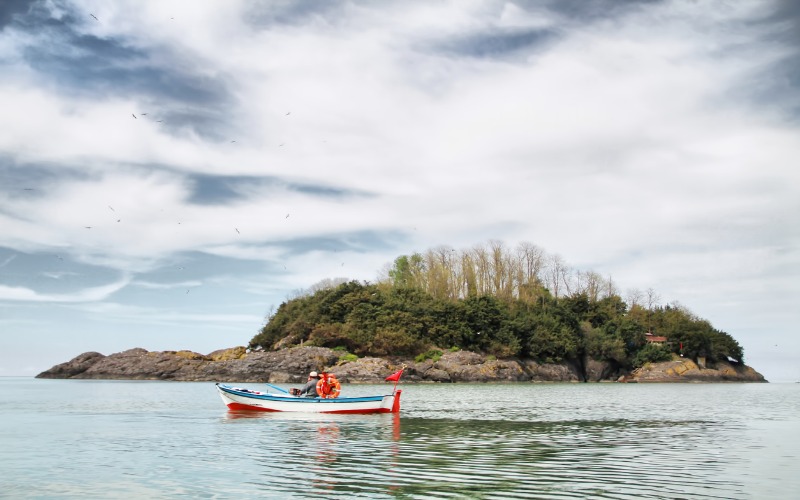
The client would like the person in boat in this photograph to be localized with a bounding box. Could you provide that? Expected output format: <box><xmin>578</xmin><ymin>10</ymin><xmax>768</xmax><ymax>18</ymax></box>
<box><xmin>297</xmin><ymin>371</ymin><xmax>321</xmax><ymax>397</ymax></box>
<box><xmin>316</xmin><ymin>372</ymin><xmax>341</xmax><ymax>399</ymax></box>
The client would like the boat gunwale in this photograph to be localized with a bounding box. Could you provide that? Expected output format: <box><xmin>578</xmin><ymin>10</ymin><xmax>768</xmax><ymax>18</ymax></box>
<box><xmin>216</xmin><ymin>383</ymin><xmax>393</xmax><ymax>404</ymax></box>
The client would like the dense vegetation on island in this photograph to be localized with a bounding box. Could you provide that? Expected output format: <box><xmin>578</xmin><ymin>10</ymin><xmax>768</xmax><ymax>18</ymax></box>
<box><xmin>249</xmin><ymin>241</ymin><xmax>744</xmax><ymax>372</ymax></box>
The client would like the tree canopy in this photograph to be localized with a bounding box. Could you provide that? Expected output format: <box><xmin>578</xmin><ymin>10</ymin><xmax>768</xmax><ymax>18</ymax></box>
<box><xmin>249</xmin><ymin>241</ymin><xmax>744</xmax><ymax>369</ymax></box>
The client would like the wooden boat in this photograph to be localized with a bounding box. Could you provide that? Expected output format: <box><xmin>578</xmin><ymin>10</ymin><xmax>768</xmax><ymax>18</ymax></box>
<box><xmin>216</xmin><ymin>383</ymin><xmax>402</xmax><ymax>414</ymax></box>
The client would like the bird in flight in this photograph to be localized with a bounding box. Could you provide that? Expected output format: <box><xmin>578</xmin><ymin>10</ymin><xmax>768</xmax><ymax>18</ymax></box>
<box><xmin>285</xmin><ymin>213</ymin><xmax>290</xmax><ymax>219</ymax></box>
<box><xmin>235</xmin><ymin>228</ymin><xmax>240</xmax><ymax>234</ymax></box>
<box><xmin>108</xmin><ymin>206</ymin><xmax>114</xmax><ymax>211</ymax></box>
<box><xmin>285</xmin><ymin>112</ymin><xmax>291</xmax><ymax>116</ymax></box>
<box><xmin>90</xmin><ymin>13</ymin><xmax>98</xmax><ymax>20</ymax></box>
<box><xmin>132</xmin><ymin>113</ymin><xmax>137</xmax><ymax>119</ymax></box>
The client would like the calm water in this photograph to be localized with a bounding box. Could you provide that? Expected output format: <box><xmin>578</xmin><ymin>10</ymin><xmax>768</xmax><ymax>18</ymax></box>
<box><xmin>1</xmin><ymin>378</ymin><xmax>798</xmax><ymax>499</ymax></box>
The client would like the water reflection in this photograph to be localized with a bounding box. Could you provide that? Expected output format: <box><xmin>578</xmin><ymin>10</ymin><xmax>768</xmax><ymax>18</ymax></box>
<box><xmin>310</xmin><ymin>421</ymin><xmax>340</xmax><ymax>493</ymax></box>
<box><xmin>216</xmin><ymin>407</ymin><xmax>750</xmax><ymax>498</ymax></box>
<box><xmin>6</xmin><ymin>380</ymin><xmax>797</xmax><ymax>499</ymax></box>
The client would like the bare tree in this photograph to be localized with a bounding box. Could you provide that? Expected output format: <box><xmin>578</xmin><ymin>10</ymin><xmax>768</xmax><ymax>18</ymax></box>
<box><xmin>602</xmin><ymin>275</ymin><xmax>618</xmax><ymax>299</ymax></box>
<box><xmin>645</xmin><ymin>287</ymin><xmax>661</xmax><ymax>310</ymax></box>
<box><xmin>516</xmin><ymin>241</ymin><xmax>544</xmax><ymax>284</ymax></box>
<box><xmin>461</xmin><ymin>251</ymin><xmax>478</xmax><ymax>298</ymax></box>
<box><xmin>645</xmin><ymin>287</ymin><xmax>661</xmax><ymax>333</ymax></box>
<box><xmin>575</xmin><ymin>270</ymin><xmax>603</xmax><ymax>302</ymax></box>
<box><xmin>471</xmin><ymin>243</ymin><xmax>491</xmax><ymax>296</ymax></box>
<box><xmin>544</xmin><ymin>253</ymin><xmax>567</xmax><ymax>298</ymax></box>
<box><xmin>626</xmin><ymin>288</ymin><xmax>644</xmax><ymax>308</ymax></box>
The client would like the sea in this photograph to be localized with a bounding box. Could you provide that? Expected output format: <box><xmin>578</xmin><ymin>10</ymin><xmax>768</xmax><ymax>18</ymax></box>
<box><xmin>1</xmin><ymin>378</ymin><xmax>798</xmax><ymax>499</ymax></box>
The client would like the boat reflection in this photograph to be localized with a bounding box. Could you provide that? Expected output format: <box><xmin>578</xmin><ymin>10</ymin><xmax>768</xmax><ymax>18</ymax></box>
<box><xmin>310</xmin><ymin>420</ymin><xmax>341</xmax><ymax>492</ymax></box>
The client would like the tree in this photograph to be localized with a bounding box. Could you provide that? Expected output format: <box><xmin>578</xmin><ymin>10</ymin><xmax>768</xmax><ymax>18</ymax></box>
<box><xmin>250</xmin><ymin>240</ymin><xmax>748</xmax><ymax>369</ymax></box>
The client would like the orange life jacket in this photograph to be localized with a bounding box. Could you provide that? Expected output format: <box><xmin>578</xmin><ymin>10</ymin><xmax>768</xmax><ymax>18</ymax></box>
<box><xmin>316</xmin><ymin>375</ymin><xmax>341</xmax><ymax>399</ymax></box>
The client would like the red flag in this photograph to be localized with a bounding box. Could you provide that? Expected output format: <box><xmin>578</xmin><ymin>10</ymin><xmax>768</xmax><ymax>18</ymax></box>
<box><xmin>385</xmin><ymin>369</ymin><xmax>403</xmax><ymax>382</ymax></box>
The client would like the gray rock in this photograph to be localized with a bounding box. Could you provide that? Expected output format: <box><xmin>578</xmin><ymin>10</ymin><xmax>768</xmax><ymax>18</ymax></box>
<box><xmin>36</xmin><ymin>347</ymin><xmax>766</xmax><ymax>384</ymax></box>
<box><xmin>35</xmin><ymin>351</ymin><xmax>106</xmax><ymax>379</ymax></box>
<box><xmin>521</xmin><ymin>359</ymin><xmax>581</xmax><ymax>382</ymax></box>
<box><xmin>627</xmin><ymin>357</ymin><xmax>767</xmax><ymax>383</ymax></box>
<box><xmin>584</xmin><ymin>358</ymin><xmax>620</xmax><ymax>382</ymax></box>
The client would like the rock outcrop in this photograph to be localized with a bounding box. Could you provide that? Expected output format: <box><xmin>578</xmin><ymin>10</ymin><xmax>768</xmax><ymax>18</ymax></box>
<box><xmin>36</xmin><ymin>347</ymin><xmax>767</xmax><ymax>383</ymax></box>
<box><xmin>623</xmin><ymin>357</ymin><xmax>767</xmax><ymax>383</ymax></box>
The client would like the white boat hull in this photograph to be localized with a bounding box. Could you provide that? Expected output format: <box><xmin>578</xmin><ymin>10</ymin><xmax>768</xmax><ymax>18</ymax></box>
<box><xmin>216</xmin><ymin>384</ymin><xmax>401</xmax><ymax>414</ymax></box>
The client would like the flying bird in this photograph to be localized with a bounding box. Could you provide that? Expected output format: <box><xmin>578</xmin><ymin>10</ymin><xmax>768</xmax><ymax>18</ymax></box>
<box><xmin>84</xmin><ymin>226</ymin><xmax>92</xmax><ymax>229</ymax></box>
<box><xmin>90</xmin><ymin>13</ymin><xmax>98</xmax><ymax>20</ymax></box>
<box><xmin>285</xmin><ymin>213</ymin><xmax>290</xmax><ymax>218</ymax></box>
<box><xmin>108</xmin><ymin>206</ymin><xmax>114</xmax><ymax>211</ymax></box>
<box><xmin>285</xmin><ymin>112</ymin><xmax>291</xmax><ymax>115</ymax></box>
<box><xmin>132</xmin><ymin>113</ymin><xmax>137</xmax><ymax>119</ymax></box>
<box><xmin>235</xmin><ymin>228</ymin><xmax>240</xmax><ymax>234</ymax></box>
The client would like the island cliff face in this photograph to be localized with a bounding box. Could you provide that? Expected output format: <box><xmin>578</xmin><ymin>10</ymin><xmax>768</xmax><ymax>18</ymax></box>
<box><xmin>36</xmin><ymin>346</ymin><xmax>767</xmax><ymax>383</ymax></box>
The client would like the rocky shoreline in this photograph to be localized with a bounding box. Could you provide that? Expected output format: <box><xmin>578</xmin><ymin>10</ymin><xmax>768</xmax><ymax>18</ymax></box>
<box><xmin>36</xmin><ymin>346</ymin><xmax>767</xmax><ymax>383</ymax></box>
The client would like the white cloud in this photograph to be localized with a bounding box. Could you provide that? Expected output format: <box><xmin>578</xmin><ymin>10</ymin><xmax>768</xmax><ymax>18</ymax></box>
<box><xmin>0</xmin><ymin>274</ymin><xmax>130</xmax><ymax>302</ymax></box>
<box><xmin>0</xmin><ymin>0</ymin><xmax>797</xmax><ymax>380</ymax></box>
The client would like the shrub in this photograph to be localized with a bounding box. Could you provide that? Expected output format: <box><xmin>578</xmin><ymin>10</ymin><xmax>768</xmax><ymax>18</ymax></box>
<box><xmin>632</xmin><ymin>343</ymin><xmax>673</xmax><ymax>368</ymax></box>
<box><xmin>369</xmin><ymin>328</ymin><xmax>426</xmax><ymax>356</ymax></box>
<box><xmin>415</xmin><ymin>349</ymin><xmax>443</xmax><ymax>363</ymax></box>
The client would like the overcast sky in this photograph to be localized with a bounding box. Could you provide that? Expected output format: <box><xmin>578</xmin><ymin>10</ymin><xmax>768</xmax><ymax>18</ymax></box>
<box><xmin>1</xmin><ymin>0</ymin><xmax>797</xmax><ymax>382</ymax></box>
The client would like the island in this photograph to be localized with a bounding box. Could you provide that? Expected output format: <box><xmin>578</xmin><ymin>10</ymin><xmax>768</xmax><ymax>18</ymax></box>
<box><xmin>37</xmin><ymin>242</ymin><xmax>767</xmax><ymax>383</ymax></box>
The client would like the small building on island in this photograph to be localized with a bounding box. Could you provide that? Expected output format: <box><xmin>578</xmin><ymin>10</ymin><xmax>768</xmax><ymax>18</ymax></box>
<box><xmin>644</xmin><ymin>332</ymin><xmax>668</xmax><ymax>344</ymax></box>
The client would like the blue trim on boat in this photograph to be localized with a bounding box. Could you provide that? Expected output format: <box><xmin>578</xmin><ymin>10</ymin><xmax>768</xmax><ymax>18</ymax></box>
<box><xmin>217</xmin><ymin>384</ymin><xmax>390</xmax><ymax>403</ymax></box>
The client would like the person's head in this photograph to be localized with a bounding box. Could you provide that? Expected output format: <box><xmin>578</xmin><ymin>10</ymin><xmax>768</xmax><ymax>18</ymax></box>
<box><xmin>309</xmin><ymin>371</ymin><xmax>319</xmax><ymax>379</ymax></box>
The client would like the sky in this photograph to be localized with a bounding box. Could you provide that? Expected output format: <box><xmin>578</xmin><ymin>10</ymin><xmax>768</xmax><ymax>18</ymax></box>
<box><xmin>1</xmin><ymin>0</ymin><xmax>798</xmax><ymax>382</ymax></box>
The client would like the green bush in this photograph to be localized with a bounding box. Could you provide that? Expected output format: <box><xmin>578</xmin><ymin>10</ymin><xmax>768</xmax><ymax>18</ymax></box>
<box><xmin>632</xmin><ymin>343</ymin><xmax>673</xmax><ymax>368</ymax></box>
<box><xmin>339</xmin><ymin>353</ymin><xmax>358</xmax><ymax>363</ymax></box>
<box><xmin>415</xmin><ymin>349</ymin><xmax>443</xmax><ymax>363</ymax></box>
<box><xmin>249</xmin><ymin>272</ymin><xmax>747</xmax><ymax>369</ymax></box>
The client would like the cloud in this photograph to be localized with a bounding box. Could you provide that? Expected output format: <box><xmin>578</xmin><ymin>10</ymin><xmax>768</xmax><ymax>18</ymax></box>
<box><xmin>0</xmin><ymin>274</ymin><xmax>130</xmax><ymax>302</ymax></box>
<box><xmin>0</xmin><ymin>0</ymin><xmax>797</xmax><ymax>380</ymax></box>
